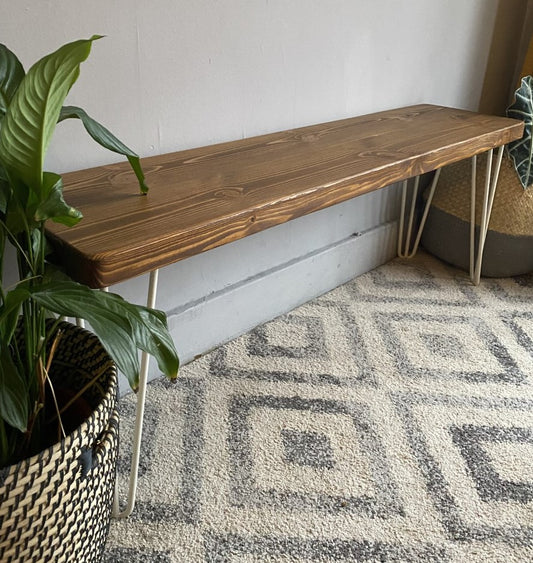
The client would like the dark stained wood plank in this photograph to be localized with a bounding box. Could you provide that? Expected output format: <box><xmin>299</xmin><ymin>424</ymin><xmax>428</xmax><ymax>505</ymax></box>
<box><xmin>46</xmin><ymin>104</ymin><xmax>523</xmax><ymax>288</ymax></box>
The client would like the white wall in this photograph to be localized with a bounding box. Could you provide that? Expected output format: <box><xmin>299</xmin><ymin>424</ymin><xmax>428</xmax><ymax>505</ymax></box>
<box><xmin>1</xmin><ymin>1</ymin><xmax>499</xmax><ymax>387</ymax></box>
<box><xmin>1</xmin><ymin>1</ymin><xmax>497</xmax><ymax>170</ymax></box>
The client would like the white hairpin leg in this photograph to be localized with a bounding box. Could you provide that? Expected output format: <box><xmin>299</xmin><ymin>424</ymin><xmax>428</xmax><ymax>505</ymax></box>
<box><xmin>470</xmin><ymin>146</ymin><xmax>504</xmax><ymax>285</ymax></box>
<box><xmin>112</xmin><ymin>268</ymin><xmax>160</xmax><ymax>519</ymax></box>
<box><xmin>398</xmin><ymin>168</ymin><xmax>441</xmax><ymax>258</ymax></box>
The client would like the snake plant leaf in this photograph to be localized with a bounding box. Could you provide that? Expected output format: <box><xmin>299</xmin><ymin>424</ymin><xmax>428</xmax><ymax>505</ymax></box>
<box><xmin>34</xmin><ymin>172</ymin><xmax>82</xmax><ymax>226</ymax></box>
<box><xmin>0</xmin><ymin>342</ymin><xmax>29</xmax><ymax>433</ymax></box>
<box><xmin>506</xmin><ymin>75</ymin><xmax>533</xmax><ymax>189</ymax></box>
<box><xmin>59</xmin><ymin>106</ymin><xmax>148</xmax><ymax>194</ymax></box>
<box><xmin>31</xmin><ymin>280</ymin><xmax>179</xmax><ymax>390</ymax></box>
<box><xmin>0</xmin><ymin>36</ymin><xmax>101</xmax><ymax>195</ymax></box>
<box><xmin>0</xmin><ymin>43</ymin><xmax>25</xmax><ymax>117</ymax></box>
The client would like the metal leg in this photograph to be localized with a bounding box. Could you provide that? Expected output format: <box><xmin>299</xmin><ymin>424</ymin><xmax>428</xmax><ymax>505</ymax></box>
<box><xmin>470</xmin><ymin>146</ymin><xmax>504</xmax><ymax>285</ymax></box>
<box><xmin>113</xmin><ymin>269</ymin><xmax>160</xmax><ymax>519</ymax></box>
<box><xmin>398</xmin><ymin>169</ymin><xmax>441</xmax><ymax>258</ymax></box>
<box><xmin>470</xmin><ymin>155</ymin><xmax>477</xmax><ymax>276</ymax></box>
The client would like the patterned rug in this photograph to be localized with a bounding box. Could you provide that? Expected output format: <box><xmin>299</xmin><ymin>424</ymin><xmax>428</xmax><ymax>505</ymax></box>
<box><xmin>103</xmin><ymin>252</ymin><xmax>533</xmax><ymax>562</ymax></box>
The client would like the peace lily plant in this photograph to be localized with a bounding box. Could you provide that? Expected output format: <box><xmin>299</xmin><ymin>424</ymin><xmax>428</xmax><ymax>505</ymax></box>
<box><xmin>0</xmin><ymin>36</ymin><xmax>179</xmax><ymax>467</ymax></box>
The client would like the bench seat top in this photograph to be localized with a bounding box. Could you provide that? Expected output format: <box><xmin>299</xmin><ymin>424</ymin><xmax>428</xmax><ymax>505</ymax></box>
<box><xmin>46</xmin><ymin>104</ymin><xmax>523</xmax><ymax>288</ymax></box>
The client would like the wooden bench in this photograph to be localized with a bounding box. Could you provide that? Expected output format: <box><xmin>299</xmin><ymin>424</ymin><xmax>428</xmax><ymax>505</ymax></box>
<box><xmin>47</xmin><ymin>104</ymin><xmax>522</xmax><ymax>289</ymax></box>
<box><xmin>45</xmin><ymin>103</ymin><xmax>523</xmax><ymax>518</ymax></box>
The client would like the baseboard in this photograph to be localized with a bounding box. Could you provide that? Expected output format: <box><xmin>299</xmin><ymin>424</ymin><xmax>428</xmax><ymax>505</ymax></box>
<box><xmin>117</xmin><ymin>220</ymin><xmax>398</xmax><ymax>392</ymax></box>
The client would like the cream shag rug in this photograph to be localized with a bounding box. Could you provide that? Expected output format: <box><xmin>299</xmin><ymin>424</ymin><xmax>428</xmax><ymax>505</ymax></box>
<box><xmin>104</xmin><ymin>252</ymin><xmax>533</xmax><ymax>562</ymax></box>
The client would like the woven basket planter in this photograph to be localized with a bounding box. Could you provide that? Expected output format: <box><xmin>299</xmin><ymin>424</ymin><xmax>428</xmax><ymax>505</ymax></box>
<box><xmin>422</xmin><ymin>155</ymin><xmax>533</xmax><ymax>277</ymax></box>
<box><xmin>0</xmin><ymin>321</ymin><xmax>119</xmax><ymax>563</ymax></box>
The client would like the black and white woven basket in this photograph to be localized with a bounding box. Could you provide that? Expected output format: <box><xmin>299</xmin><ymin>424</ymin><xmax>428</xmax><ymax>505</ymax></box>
<box><xmin>0</xmin><ymin>321</ymin><xmax>118</xmax><ymax>562</ymax></box>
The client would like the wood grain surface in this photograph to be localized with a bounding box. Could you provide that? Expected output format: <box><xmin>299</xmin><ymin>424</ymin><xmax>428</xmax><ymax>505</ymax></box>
<box><xmin>46</xmin><ymin>104</ymin><xmax>523</xmax><ymax>288</ymax></box>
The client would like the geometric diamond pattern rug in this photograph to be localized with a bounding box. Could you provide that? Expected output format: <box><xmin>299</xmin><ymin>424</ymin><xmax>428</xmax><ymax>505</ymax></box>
<box><xmin>103</xmin><ymin>252</ymin><xmax>533</xmax><ymax>562</ymax></box>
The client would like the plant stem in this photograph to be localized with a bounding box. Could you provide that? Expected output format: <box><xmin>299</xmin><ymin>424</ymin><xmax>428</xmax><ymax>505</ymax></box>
<box><xmin>44</xmin><ymin>367</ymin><xmax>66</xmax><ymax>443</ymax></box>
<box><xmin>47</xmin><ymin>363</ymin><xmax>106</xmax><ymax>423</ymax></box>
<box><xmin>0</xmin><ymin>217</ymin><xmax>34</xmax><ymax>276</ymax></box>
<box><xmin>38</xmin><ymin>224</ymin><xmax>46</xmax><ymax>370</ymax></box>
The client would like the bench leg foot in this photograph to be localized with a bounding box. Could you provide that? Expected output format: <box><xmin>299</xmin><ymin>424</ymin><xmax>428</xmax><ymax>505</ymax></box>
<box><xmin>112</xmin><ymin>268</ymin><xmax>160</xmax><ymax>519</ymax></box>
<box><xmin>470</xmin><ymin>146</ymin><xmax>504</xmax><ymax>286</ymax></box>
<box><xmin>397</xmin><ymin>168</ymin><xmax>441</xmax><ymax>259</ymax></box>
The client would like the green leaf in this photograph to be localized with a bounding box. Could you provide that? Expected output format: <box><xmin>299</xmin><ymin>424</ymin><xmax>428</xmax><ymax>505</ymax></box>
<box><xmin>31</xmin><ymin>282</ymin><xmax>139</xmax><ymax>387</ymax></box>
<box><xmin>0</xmin><ymin>287</ymin><xmax>30</xmax><ymax>344</ymax></box>
<box><xmin>0</xmin><ymin>342</ymin><xmax>29</xmax><ymax>432</ymax></box>
<box><xmin>0</xmin><ymin>36</ymin><xmax>101</xmax><ymax>194</ymax></box>
<box><xmin>103</xmin><ymin>299</ymin><xmax>179</xmax><ymax>382</ymax></box>
<box><xmin>507</xmin><ymin>75</ymin><xmax>533</xmax><ymax>190</ymax></box>
<box><xmin>30</xmin><ymin>280</ymin><xmax>179</xmax><ymax>390</ymax></box>
<box><xmin>4</xmin><ymin>184</ymin><xmax>30</xmax><ymax>236</ymax></box>
<box><xmin>41</xmin><ymin>261</ymin><xmax>72</xmax><ymax>284</ymax></box>
<box><xmin>0</xmin><ymin>164</ymin><xmax>8</xmax><ymax>214</ymax></box>
<box><xmin>0</xmin><ymin>43</ymin><xmax>25</xmax><ymax>117</ymax></box>
<box><xmin>59</xmin><ymin>106</ymin><xmax>148</xmax><ymax>194</ymax></box>
<box><xmin>34</xmin><ymin>172</ymin><xmax>82</xmax><ymax>226</ymax></box>
<box><xmin>0</xmin><ymin>219</ymin><xmax>5</xmax><ymax>291</ymax></box>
